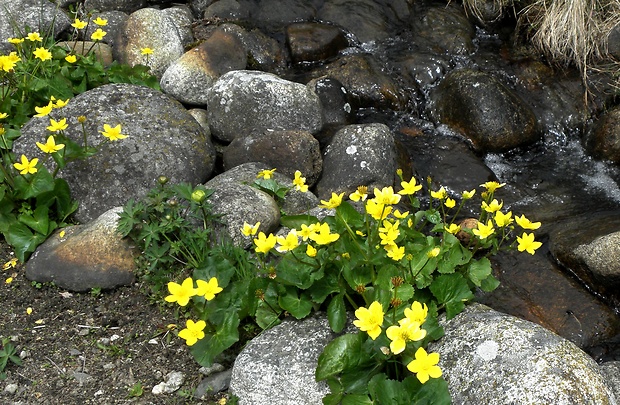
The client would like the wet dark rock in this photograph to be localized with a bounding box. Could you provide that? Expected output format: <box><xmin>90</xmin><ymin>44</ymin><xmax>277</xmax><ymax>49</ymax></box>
<box><xmin>477</xmin><ymin>248</ymin><xmax>620</xmax><ymax>349</ymax></box>
<box><xmin>160</xmin><ymin>27</ymin><xmax>247</xmax><ymax>105</ymax></box>
<box><xmin>395</xmin><ymin>52</ymin><xmax>452</xmax><ymax>89</ymax></box>
<box><xmin>317</xmin><ymin>0</ymin><xmax>410</xmax><ymax>44</ymax></box>
<box><xmin>549</xmin><ymin>212</ymin><xmax>620</xmax><ymax>301</ymax></box>
<box><xmin>223</xmin><ymin>129</ymin><xmax>322</xmax><ymax>187</ymax></box>
<box><xmin>218</xmin><ymin>23</ymin><xmax>287</xmax><ymax>72</ymax></box>
<box><xmin>84</xmin><ymin>0</ymin><xmax>146</xmax><ymax>13</ymax></box>
<box><xmin>194</xmin><ymin>369</ymin><xmax>232</xmax><ymax>399</ymax></box>
<box><xmin>253</xmin><ymin>0</ymin><xmax>318</xmax><ymax>30</ymax></box>
<box><xmin>316</xmin><ymin>123</ymin><xmax>398</xmax><ymax>200</ymax></box>
<box><xmin>431</xmin><ymin>303</ymin><xmax>618</xmax><ymax>405</ymax></box>
<box><xmin>203</xmin><ymin>0</ymin><xmax>250</xmax><ymax>20</ymax></box>
<box><xmin>310</xmin><ymin>54</ymin><xmax>408</xmax><ymax>110</ymax></box>
<box><xmin>206</xmin><ymin>70</ymin><xmax>324</xmax><ymax>143</ymax></box>
<box><xmin>285</xmin><ymin>22</ymin><xmax>348</xmax><ymax>64</ymax></box>
<box><xmin>25</xmin><ymin>208</ymin><xmax>135</xmax><ymax>292</ymax></box>
<box><xmin>114</xmin><ymin>7</ymin><xmax>185</xmax><ymax>78</ymax></box>
<box><xmin>306</xmin><ymin>77</ymin><xmax>354</xmax><ymax>129</ymax></box>
<box><xmin>14</xmin><ymin>84</ymin><xmax>216</xmax><ymax>223</ymax></box>
<box><xmin>462</xmin><ymin>0</ymin><xmax>507</xmax><ymax>28</ymax></box>
<box><xmin>430</xmin><ymin>69</ymin><xmax>540</xmax><ymax>152</ymax></box>
<box><xmin>586</xmin><ymin>105</ymin><xmax>620</xmax><ymax>164</ymax></box>
<box><xmin>410</xmin><ymin>3</ymin><xmax>475</xmax><ymax>55</ymax></box>
<box><xmin>607</xmin><ymin>23</ymin><xmax>620</xmax><ymax>61</ymax></box>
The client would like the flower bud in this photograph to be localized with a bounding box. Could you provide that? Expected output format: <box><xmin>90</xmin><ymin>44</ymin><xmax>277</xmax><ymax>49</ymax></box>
<box><xmin>157</xmin><ymin>176</ymin><xmax>169</xmax><ymax>185</ymax></box>
<box><xmin>77</xmin><ymin>115</ymin><xmax>87</xmax><ymax>123</ymax></box>
<box><xmin>191</xmin><ymin>189</ymin><xmax>206</xmax><ymax>203</ymax></box>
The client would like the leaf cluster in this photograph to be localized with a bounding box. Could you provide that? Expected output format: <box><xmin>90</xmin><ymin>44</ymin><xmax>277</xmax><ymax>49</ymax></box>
<box><xmin>0</xmin><ymin>338</ymin><xmax>21</xmax><ymax>380</ymax></box>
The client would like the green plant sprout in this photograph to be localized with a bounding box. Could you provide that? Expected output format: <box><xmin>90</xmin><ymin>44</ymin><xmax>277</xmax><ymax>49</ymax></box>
<box><xmin>0</xmin><ymin>338</ymin><xmax>22</xmax><ymax>380</ymax></box>
<box><xmin>119</xmin><ymin>168</ymin><xmax>541</xmax><ymax>403</ymax></box>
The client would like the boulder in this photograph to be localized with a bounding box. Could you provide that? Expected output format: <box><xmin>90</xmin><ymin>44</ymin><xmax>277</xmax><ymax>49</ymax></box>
<box><xmin>586</xmin><ymin>105</ymin><xmax>620</xmax><ymax>164</ymax></box>
<box><xmin>410</xmin><ymin>3</ymin><xmax>475</xmax><ymax>55</ymax></box>
<box><xmin>430</xmin><ymin>303</ymin><xmax>618</xmax><ymax>405</ymax></box>
<box><xmin>206</xmin><ymin>70</ymin><xmax>324</xmax><ymax>143</ymax></box>
<box><xmin>430</xmin><ymin>69</ymin><xmax>540</xmax><ymax>152</ymax></box>
<box><xmin>83</xmin><ymin>0</ymin><xmax>146</xmax><ymax>13</ymax></box>
<box><xmin>285</xmin><ymin>22</ymin><xmax>348</xmax><ymax>63</ymax></box>
<box><xmin>25</xmin><ymin>207</ymin><xmax>135</xmax><ymax>292</ymax></box>
<box><xmin>14</xmin><ymin>83</ymin><xmax>216</xmax><ymax>223</ymax></box>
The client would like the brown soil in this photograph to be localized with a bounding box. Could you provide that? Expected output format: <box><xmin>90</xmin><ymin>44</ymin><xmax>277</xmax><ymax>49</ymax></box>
<box><xmin>0</xmin><ymin>241</ymin><xmax>231</xmax><ymax>405</ymax></box>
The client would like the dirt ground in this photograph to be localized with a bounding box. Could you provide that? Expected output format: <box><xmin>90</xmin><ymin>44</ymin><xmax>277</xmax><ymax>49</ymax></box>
<box><xmin>0</xmin><ymin>241</ymin><xmax>233</xmax><ymax>405</ymax></box>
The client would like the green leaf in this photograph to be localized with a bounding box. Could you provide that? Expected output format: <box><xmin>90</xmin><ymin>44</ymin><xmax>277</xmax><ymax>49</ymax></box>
<box><xmin>15</xmin><ymin>167</ymin><xmax>54</xmax><ymax>199</ymax></box>
<box><xmin>189</xmin><ymin>311</ymin><xmax>239</xmax><ymax>368</ymax></box>
<box><xmin>316</xmin><ymin>332</ymin><xmax>366</xmax><ymax>381</ymax></box>
<box><xmin>479</xmin><ymin>273</ymin><xmax>500</xmax><ymax>292</ymax></box>
<box><xmin>342</xmin><ymin>263</ymin><xmax>372</xmax><ymax>291</ymax></box>
<box><xmin>467</xmin><ymin>257</ymin><xmax>492</xmax><ymax>287</ymax></box>
<box><xmin>280</xmin><ymin>214</ymin><xmax>320</xmax><ymax>230</ymax></box>
<box><xmin>342</xmin><ymin>395</ymin><xmax>373</xmax><ymax>405</ymax></box>
<box><xmin>335</xmin><ymin>201</ymin><xmax>364</xmax><ymax>226</ymax></box>
<box><xmin>276</xmin><ymin>254</ymin><xmax>322</xmax><ymax>289</ymax></box>
<box><xmin>278</xmin><ymin>287</ymin><xmax>312</xmax><ymax>319</ymax></box>
<box><xmin>429</xmin><ymin>273</ymin><xmax>475</xmax><ymax>319</ymax></box>
<box><xmin>327</xmin><ymin>293</ymin><xmax>347</xmax><ymax>333</ymax></box>
<box><xmin>193</xmin><ymin>255</ymin><xmax>236</xmax><ymax>288</ymax></box>
<box><xmin>5</xmin><ymin>222</ymin><xmax>47</xmax><ymax>262</ymax></box>
<box><xmin>18</xmin><ymin>204</ymin><xmax>51</xmax><ymax>235</ymax></box>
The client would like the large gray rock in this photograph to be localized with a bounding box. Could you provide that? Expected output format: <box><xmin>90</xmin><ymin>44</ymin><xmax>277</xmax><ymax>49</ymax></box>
<box><xmin>14</xmin><ymin>83</ymin><xmax>216</xmax><ymax>223</ymax></box>
<box><xmin>114</xmin><ymin>7</ymin><xmax>185</xmax><ymax>78</ymax></box>
<box><xmin>161</xmin><ymin>28</ymin><xmax>247</xmax><ymax>105</ymax></box>
<box><xmin>83</xmin><ymin>0</ymin><xmax>146</xmax><ymax>13</ymax></box>
<box><xmin>0</xmin><ymin>0</ymin><xmax>70</xmax><ymax>54</ymax></box>
<box><xmin>316</xmin><ymin>123</ymin><xmax>398</xmax><ymax>200</ymax></box>
<box><xmin>25</xmin><ymin>207</ymin><xmax>135</xmax><ymax>292</ymax></box>
<box><xmin>430</xmin><ymin>69</ymin><xmax>540</xmax><ymax>152</ymax></box>
<box><xmin>206</xmin><ymin>70</ymin><xmax>324</xmax><ymax>142</ymax></box>
<box><xmin>601</xmin><ymin>362</ymin><xmax>620</xmax><ymax>401</ymax></box>
<box><xmin>431</xmin><ymin>304</ymin><xmax>618</xmax><ymax>405</ymax></box>
<box><xmin>230</xmin><ymin>314</ymin><xmax>341</xmax><ymax>405</ymax></box>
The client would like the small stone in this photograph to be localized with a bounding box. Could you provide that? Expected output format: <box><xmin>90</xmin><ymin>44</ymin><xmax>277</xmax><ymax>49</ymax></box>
<box><xmin>152</xmin><ymin>371</ymin><xmax>185</xmax><ymax>395</ymax></box>
<box><xmin>109</xmin><ymin>334</ymin><xmax>121</xmax><ymax>342</ymax></box>
<box><xmin>69</xmin><ymin>349</ymin><xmax>81</xmax><ymax>356</ymax></box>
<box><xmin>98</xmin><ymin>337</ymin><xmax>111</xmax><ymax>346</ymax></box>
<box><xmin>78</xmin><ymin>329</ymin><xmax>90</xmax><ymax>336</ymax></box>
<box><xmin>71</xmin><ymin>371</ymin><xmax>94</xmax><ymax>385</ymax></box>
<box><xmin>4</xmin><ymin>383</ymin><xmax>18</xmax><ymax>394</ymax></box>
<box><xmin>148</xmin><ymin>338</ymin><xmax>158</xmax><ymax>345</ymax></box>
<box><xmin>103</xmin><ymin>363</ymin><xmax>115</xmax><ymax>370</ymax></box>
<box><xmin>19</xmin><ymin>350</ymin><xmax>28</xmax><ymax>359</ymax></box>
<box><xmin>199</xmin><ymin>363</ymin><xmax>225</xmax><ymax>376</ymax></box>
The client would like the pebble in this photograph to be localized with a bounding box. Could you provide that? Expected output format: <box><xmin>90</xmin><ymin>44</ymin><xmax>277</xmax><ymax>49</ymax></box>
<box><xmin>199</xmin><ymin>363</ymin><xmax>225</xmax><ymax>376</ymax></box>
<box><xmin>4</xmin><ymin>383</ymin><xmax>18</xmax><ymax>394</ymax></box>
<box><xmin>152</xmin><ymin>371</ymin><xmax>185</xmax><ymax>394</ymax></box>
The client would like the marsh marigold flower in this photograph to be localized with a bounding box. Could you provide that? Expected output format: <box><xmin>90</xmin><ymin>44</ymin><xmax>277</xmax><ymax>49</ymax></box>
<box><xmin>91</xmin><ymin>28</ymin><xmax>107</xmax><ymax>41</ymax></box>
<box><xmin>178</xmin><ymin>319</ymin><xmax>206</xmax><ymax>346</ymax></box>
<box><xmin>0</xmin><ymin>113</ymin><xmax>7</xmax><ymax>120</ymax></box>
<box><xmin>100</xmin><ymin>123</ymin><xmax>127</xmax><ymax>140</ymax></box>
<box><xmin>141</xmin><ymin>47</ymin><xmax>153</xmax><ymax>55</ymax></box>
<box><xmin>494</xmin><ymin>211</ymin><xmax>513</xmax><ymax>227</ymax></box>
<box><xmin>444</xmin><ymin>198</ymin><xmax>456</xmax><ymax>209</ymax></box>
<box><xmin>34</xmin><ymin>102</ymin><xmax>53</xmax><ymax>117</ymax></box>
<box><xmin>427</xmin><ymin>247</ymin><xmax>441</xmax><ymax>258</ymax></box>
<box><xmin>65</xmin><ymin>54</ymin><xmax>77</xmax><ymax>63</ymax></box>
<box><xmin>257</xmin><ymin>168</ymin><xmax>276</xmax><ymax>179</ymax></box>
<box><xmin>36</xmin><ymin>135</ymin><xmax>65</xmax><ymax>154</ymax></box>
<box><xmin>33</xmin><ymin>47</ymin><xmax>52</xmax><ymax>61</ymax></box>
<box><xmin>7</xmin><ymin>37</ymin><xmax>24</xmax><ymax>44</ymax></box>
<box><xmin>374</xmin><ymin>186</ymin><xmax>401</xmax><ymax>205</ymax></box>
<box><xmin>298</xmin><ymin>223</ymin><xmax>319</xmax><ymax>241</ymax></box>
<box><xmin>386</xmin><ymin>321</ymin><xmax>426</xmax><ymax>354</ymax></box>
<box><xmin>431</xmin><ymin>187</ymin><xmax>447</xmax><ymax>200</ymax></box>
<box><xmin>93</xmin><ymin>17</ymin><xmax>108</xmax><ymax>26</ymax></box>
<box><xmin>319</xmin><ymin>192</ymin><xmax>344</xmax><ymax>209</ymax></box>
<box><xmin>308</xmin><ymin>223</ymin><xmax>339</xmax><ymax>245</ymax></box>
<box><xmin>254</xmin><ymin>232</ymin><xmax>277</xmax><ymax>254</ymax></box>
<box><xmin>350</xmin><ymin>186</ymin><xmax>368</xmax><ymax>202</ymax></box>
<box><xmin>52</xmin><ymin>97</ymin><xmax>70</xmax><ymax>108</ymax></box>
<box><xmin>276</xmin><ymin>230</ymin><xmax>300</xmax><ymax>252</ymax></box>
<box><xmin>14</xmin><ymin>155</ymin><xmax>38</xmax><ymax>174</ymax></box>
<box><xmin>481</xmin><ymin>199</ymin><xmax>503</xmax><ymax>213</ymax></box>
<box><xmin>472</xmin><ymin>220</ymin><xmax>495</xmax><ymax>240</ymax></box>
<box><xmin>385</xmin><ymin>244</ymin><xmax>405</xmax><ymax>261</ymax></box>
<box><xmin>399</xmin><ymin>177</ymin><xmax>422</xmax><ymax>195</ymax></box>
<box><xmin>353</xmin><ymin>301</ymin><xmax>384</xmax><ymax>340</ymax></box>
<box><xmin>366</xmin><ymin>199</ymin><xmax>391</xmax><ymax>220</ymax></box>
<box><xmin>403</xmin><ymin>301</ymin><xmax>428</xmax><ymax>325</ymax></box>
<box><xmin>306</xmin><ymin>244</ymin><xmax>317</xmax><ymax>257</ymax></box>
<box><xmin>241</xmin><ymin>221</ymin><xmax>260</xmax><ymax>237</ymax></box>
<box><xmin>27</xmin><ymin>32</ymin><xmax>42</xmax><ymax>42</ymax></box>
<box><xmin>462</xmin><ymin>189</ymin><xmax>476</xmax><ymax>199</ymax></box>
<box><xmin>71</xmin><ymin>18</ymin><xmax>87</xmax><ymax>29</ymax></box>
<box><xmin>481</xmin><ymin>181</ymin><xmax>505</xmax><ymax>193</ymax></box>
<box><xmin>445</xmin><ymin>223</ymin><xmax>460</xmax><ymax>234</ymax></box>
<box><xmin>517</xmin><ymin>232</ymin><xmax>542</xmax><ymax>255</ymax></box>
<box><xmin>407</xmin><ymin>347</ymin><xmax>442</xmax><ymax>384</ymax></box>
<box><xmin>46</xmin><ymin>118</ymin><xmax>68</xmax><ymax>132</ymax></box>
<box><xmin>164</xmin><ymin>277</ymin><xmax>196</xmax><ymax>306</ymax></box>
<box><xmin>195</xmin><ymin>277</ymin><xmax>223</xmax><ymax>301</ymax></box>
<box><xmin>515</xmin><ymin>214</ymin><xmax>541</xmax><ymax>230</ymax></box>
<box><xmin>292</xmin><ymin>170</ymin><xmax>308</xmax><ymax>192</ymax></box>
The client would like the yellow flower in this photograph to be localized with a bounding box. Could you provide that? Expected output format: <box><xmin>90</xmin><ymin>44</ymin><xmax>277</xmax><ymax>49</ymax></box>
<box><xmin>480</xmin><ymin>181</ymin><xmax>506</xmax><ymax>193</ymax></box>
<box><xmin>355</xmin><ymin>230</ymin><xmax>366</xmax><ymax>237</ymax></box>
<box><xmin>481</xmin><ymin>199</ymin><xmax>503</xmax><ymax>213</ymax></box>
<box><xmin>517</xmin><ymin>232</ymin><xmax>542</xmax><ymax>255</ymax></box>
<box><xmin>298</xmin><ymin>223</ymin><xmax>319</xmax><ymax>241</ymax></box>
<box><xmin>52</xmin><ymin>97</ymin><xmax>70</xmax><ymax>108</ymax></box>
<box><xmin>472</xmin><ymin>220</ymin><xmax>495</xmax><ymax>240</ymax></box>
<box><xmin>241</xmin><ymin>221</ymin><xmax>260</xmax><ymax>237</ymax></box>
<box><xmin>46</xmin><ymin>118</ymin><xmax>68</xmax><ymax>132</ymax></box>
<box><xmin>385</xmin><ymin>243</ymin><xmax>405</xmax><ymax>261</ymax></box>
<box><xmin>427</xmin><ymin>247</ymin><xmax>441</xmax><ymax>258</ymax></box>
<box><xmin>444</xmin><ymin>198</ymin><xmax>456</xmax><ymax>209</ymax></box>
<box><xmin>65</xmin><ymin>54</ymin><xmax>77</xmax><ymax>63</ymax></box>
<box><xmin>393</xmin><ymin>209</ymin><xmax>409</xmax><ymax>219</ymax></box>
<box><xmin>386</xmin><ymin>322</ymin><xmax>426</xmax><ymax>354</ymax></box>
<box><xmin>494</xmin><ymin>211</ymin><xmax>513</xmax><ymax>227</ymax></box>
<box><xmin>13</xmin><ymin>155</ymin><xmax>38</xmax><ymax>174</ymax></box>
<box><xmin>5</xmin><ymin>277</ymin><xmax>13</xmax><ymax>284</ymax></box>
<box><xmin>91</xmin><ymin>28</ymin><xmax>107</xmax><ymax>41</ymax></box>
<box><xmin>445</xmin><ymin>223</ymin><xmax>460</xmax><ymax>234</ymax></box>
<box><xmin>26</xmin><ymin>307</ymin><xmax>33</xmax><ymax>315</ymax></box>
<box><xmin>365</xmin><ymin>199</ymin><xmax>391</xmax><ymax>220</ymax></box>
<box><xmin>253</xmin><ymin>232</ymin><xmax>277</xmax><ymax>254</ymax></box>
<box><xmin>27</xmin><ymin>32</ymin><xmax>42</xmax><ymax>42</ymax></box>
<box><xmin>257</xmin><ymin>168</ymin><xmax>276</xmax><ymax>179</ymax></box>
<box><xmin>292</xmin><ymin>170</ymin><xmax>308</xmax><ymax>192</ymax></box>
<box><xmin>373</xmin><ymin>186</ymin><xmax>401</xmax><ymax>205</ymax></box>
<box><xmin>399</xmin><ymin>177</ymin><xmax>422</xmax><ymax>195</ymax></box>
<box><xmin>309</xmin><ymin>223</ymin><xmax>340</xmax><ymax>245</ymax></box>
<box><xmin>34</xmin><ymin>102</ymin><xmax>53</xmax><ymax>117</ymax></box>
<box><xmin>379</xmin><ymin>220</ymin><xmax>400</xmax><ymax>246</ymax></box>
<box><xmin>0</xmin><ymin>113</ymin><xmax>7</xmax><ymax>120</ymax></box>
<box><xmin>178</xmin><ymin>319</ymin><xmax>206</xmax><ymax>346</ymax></box>
<box><xmin>319</xmin><ymin>192</ymin><xmax>344</xmax><ymax>209</ymax></box>
<box><xmin>515</xmin><ymin>214</ymin><xmax>541</xmax><ymax>230</ymax></box>
<box><xmin>0</xmin><ymin>54</ymin><xmax>19</xmax><ymax>72</ymax></box>
<box><xmin>164</xmin><ymin>277</ymin><xmax>196</xmax><ymax>306</ymax></box>
<box><xmin>407</xmin><ymin>347</ymin><xmax>442</xmax><ymax>384</ymax></box>
<box><xmin>36</xmin><ymin>135</ymin><xmax>65</xmax><ymax>154</ymax></box>
<box><xmin>141</xmin><ymin>47</ymin><xmax>154</xmax><ymax>55</ymax></box>
<box><xmin>276</xmin><ymin>230</ymin><xmax>300</xmax><ymax>252</ymax></box>
<box><xmin>306</xmin><ymin>244</ymin><xmax>317</xmax><ymax>257</ymax></box>
<box><xmin>462</xmin><ymin>189</ymin><xmax>476</xmax><ymax>199</ymax></box>
<box><xmin>349</xmin><ymin>186</ymin><xmax>368</xmax><ymax>202</ymax></box>
<box><xmin>93</xmin><ymin>17</ymin><xmax>108</xmax><ymax>26</ymax></box>
<box><xmin>7</xmin><ymin>37</ymin><xmax>24</xmax><ymax>44</ymax></box>
<box><xmin>353</xmin><ymin>301</ymin><xmax>384</xmax><ymax>340</ymax></box>
<box><xmin>100</xmin><ymin>123</ymin><xmax>127</xmax><ymax>141</ymax></box>
<box><xmin>402</xmin><ymin>301</ymin><xmax>428</xmax><ymax>325</ymax></box>
<box><xmin>71</xmin><ymin>18</ymin><xmax>88</xmax><ymax>29</ymax></box>
<box><xmin>430</xmin><ymin>187</ymin><xmax>447</xmax><ymax>200</ymax></box>
<box><xmin>2</xmin><ymin>258</ymin><xmax>18</xmax><ymax>270</ymax></box>
<box><xmin>195</xmin><ymin>277</ymin><xmax>223</xmax><ymax>301</ymax></box>
<box><xmin>33</xmin><ymin>47</ymin><xmax>52</xmax><ymax>61</ymax></box>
